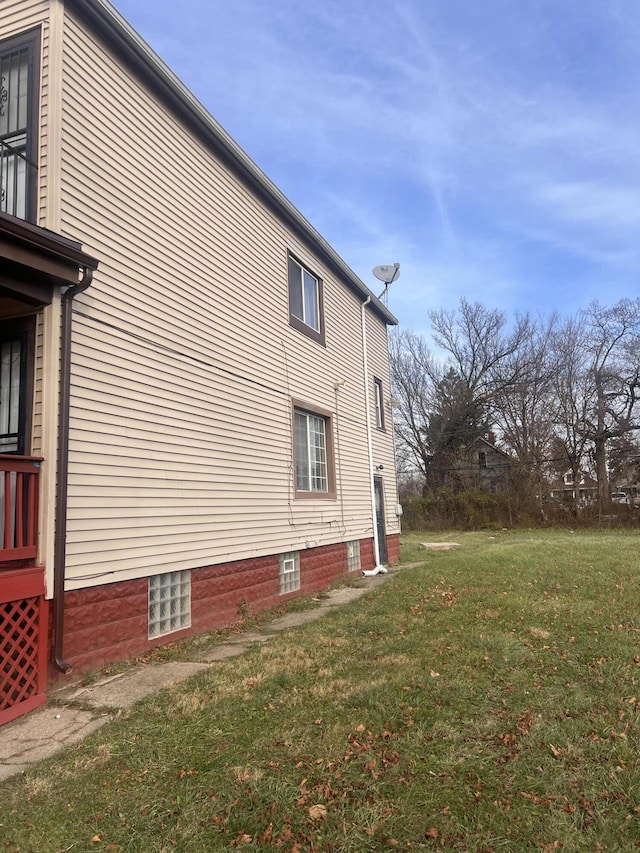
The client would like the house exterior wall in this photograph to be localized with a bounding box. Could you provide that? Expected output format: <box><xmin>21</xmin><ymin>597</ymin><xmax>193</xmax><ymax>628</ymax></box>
<box><xmin>1</xmin><ymin>0</ymin><xmax>400</xmax><ymax>686</ymax></box>
<box><xmin>0</xmin><ymin>0</ymin><xmax>64</xmax><ymax>580</ymax></box>
<box><xmin>56</xmin><ymin>533</ymin><xmax>399</xmax><ymax>676</ymax></box>
<box><xmin>48</xmin><ymin>4</ymin><xmax>399</xmax><ymax>595</ymax></box>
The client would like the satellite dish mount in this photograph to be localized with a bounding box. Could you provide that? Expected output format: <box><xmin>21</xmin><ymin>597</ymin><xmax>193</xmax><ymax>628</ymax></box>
<box><xmin>372</xmin><ymin>263</ymin><xmax>400</xmax><ymax>304</ymax></box>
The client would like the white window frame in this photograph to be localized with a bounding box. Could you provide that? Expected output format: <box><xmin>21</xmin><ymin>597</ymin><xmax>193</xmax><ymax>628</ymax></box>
<box><xmin>293</xmin><ymin>401</ymin><xmax>335</xmax><ymax>498</ymax></box>
<box><xmin>374</xmin><ymin>377</ymin><xmax>385</xmax><ymax>430</ymax></box>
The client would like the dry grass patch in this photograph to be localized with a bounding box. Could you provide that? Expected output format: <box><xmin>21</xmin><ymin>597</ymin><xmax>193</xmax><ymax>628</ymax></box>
<box><xmin>526</xmin><ymin>626</ymin><xmax>552</xmax><ymax>639</ymax></box>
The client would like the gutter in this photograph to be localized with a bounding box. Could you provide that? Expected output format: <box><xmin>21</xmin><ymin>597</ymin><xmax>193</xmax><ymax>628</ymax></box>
<box><xmin>53</xmin><ymin>268</ymin><xmax>94</xmax><ymax>673</ymax></box>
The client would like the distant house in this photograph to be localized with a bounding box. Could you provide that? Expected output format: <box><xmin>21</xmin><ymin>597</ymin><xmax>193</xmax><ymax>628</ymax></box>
<box><xmin>610</xmin><ymin>453</ymin><xmax>640</xmax><ymax>502</ymax></box>
<box><xmin>439</xmin><ymin>435</ymin><xmax>512</xmax><ymax>493</ymax></box>
<box><xmin>548</xmin><ymin>471</ymin><xmax>598</xmax><ymax>505</ymax></box>
<box><xmin>0</xmin><ymin>0</ymin><xmax>400</xmax><ymax>724</ymax></box>
<box><xmin>474</xmin><ymin>435</ymin><xmax>512</xmax><ymax>493</ymax></box>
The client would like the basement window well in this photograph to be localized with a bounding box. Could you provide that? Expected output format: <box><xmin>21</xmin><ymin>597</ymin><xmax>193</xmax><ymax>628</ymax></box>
<box><xmin>148</xmin><ymin>570</ymin><xmax>191</xmax><ymax>638</ymax></box>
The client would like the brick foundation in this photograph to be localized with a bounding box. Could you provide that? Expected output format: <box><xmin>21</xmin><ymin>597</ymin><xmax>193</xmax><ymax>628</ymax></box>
<box><xmin>387</xmin><ymin>533</ymin><xmax>400</xmax><ymax>565</ymax></box>
<box><xmin>51</xmin><ymin>535</ymin><xmax>394</xmax><ymax>680</ymax></box>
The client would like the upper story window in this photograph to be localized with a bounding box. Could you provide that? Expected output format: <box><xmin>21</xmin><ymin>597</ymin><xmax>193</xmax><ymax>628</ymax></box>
<box><xmin>288</xmin><ymin>253</ymin><xmax>325</xmax><ymax>345</ymax></box>
<box><xmin>374</xmin><ymin>377</ymin><xmax>385</xmax><ymax>430</ymax></box>
<box><xmin>293</xmin><ymin>401</ymin><xmax>335</xmax><ymax>498</ymax></box>
<box><xmin>0</xmin><ymin>29</ymin><xmax>39</xmax><ymax>222</ymax></box>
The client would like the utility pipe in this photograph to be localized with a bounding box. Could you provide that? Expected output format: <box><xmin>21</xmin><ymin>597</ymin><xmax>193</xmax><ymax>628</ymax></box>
<box><xmin>53</xmin><ymin>268</ymin><xmax>93</xmax><ymax>673</ymax></box>
<box><xmin>359</xmin><ymin>295</ymin><xmax>386</xmax><ymax>576</ymax></box>
<box><xmin>334</xmin><ymin>380</ymin><xmax>346</xmax><ymax>534</ymax></box>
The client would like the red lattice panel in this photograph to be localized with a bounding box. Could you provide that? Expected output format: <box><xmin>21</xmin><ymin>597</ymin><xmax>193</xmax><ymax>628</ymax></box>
<box><xmin>1</xmin><ymin>595</ymin><xmax>46</xmax><ymax>722</ymax></box>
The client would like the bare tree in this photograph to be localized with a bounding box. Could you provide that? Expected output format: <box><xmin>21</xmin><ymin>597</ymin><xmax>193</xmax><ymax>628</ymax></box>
<box><xmin>549</xmin><ymin>300</ymin><xmax>640</xmax><ymax>513</ymax></box>
<box><xmin>429</xmin><ymin>298</ymin><xmax>535</xmax><ymax>415</ymax></box>
<box><xmin>389</xmin><ymin>329</ymin><xmax>437</xmax><ymax>484</ymax></box>
<box><xmin>391</xmin><ymin>300</ymin><xmax>534</xmax><ymax>494</ymax></box>
<box><xmin>549</xmin><ymin>315</ymin><xmax>594</xmax><ymax>513</ymax></box>
<box><xmin>495</xmin><ymin>315</ymin><xmax>558</xmax><ymax>507</ymax></box>
<box><xmin>580</xmin><ymin>299</ymin><xmax>640</xmax><ymax>508</ymax></box>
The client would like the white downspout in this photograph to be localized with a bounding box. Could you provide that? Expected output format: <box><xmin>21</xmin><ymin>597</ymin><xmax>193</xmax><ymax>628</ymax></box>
<box><xmin>360</xmin><ymin>296</ymin><xmax>387</xmax><ymax>576</ymax></box>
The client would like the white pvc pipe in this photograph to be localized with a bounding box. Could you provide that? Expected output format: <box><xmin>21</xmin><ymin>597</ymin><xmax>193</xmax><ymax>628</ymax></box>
<box><xmin>360</xmin><ymin>295</ymin><xmax>386</xmax><ymax>574</ymax></box>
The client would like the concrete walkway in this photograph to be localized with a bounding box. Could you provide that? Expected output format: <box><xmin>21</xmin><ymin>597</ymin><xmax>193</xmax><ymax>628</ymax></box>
<box><xmin>0</xmin><ymin>572</ymin><xmax>393</xmax><ymax>782</ymax></box>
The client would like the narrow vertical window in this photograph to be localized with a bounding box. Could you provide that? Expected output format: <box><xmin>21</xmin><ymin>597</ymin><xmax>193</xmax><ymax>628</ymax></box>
<box><xmin>0</xmin><ymin>30</ymin><xmax>39</xmax><ymax>222</ymax></box>
<box><xmin>279</xmin><ymin>551</ymin><xmax>300</xmax><ymax>594</ymax></box>
<box><xmin>374</xmin><ymin>377</ymin><xmax>385</xmax><ymax>430</ymax></box>
<box><xmin>295</xmin><ymin>409</ymin><xmax>327</xmax><ymax>491</ymax></box>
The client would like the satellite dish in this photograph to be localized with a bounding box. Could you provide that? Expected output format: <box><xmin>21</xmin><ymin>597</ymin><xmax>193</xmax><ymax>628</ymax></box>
<box><xmin>372</xmin><ymin>263</ymin><xmax>400</xmax><ymax>304</ymax></box>
<box><xmin>372</xmin><ymin>263</ymin><xmax>400</xmax><ymax>285</ymax></box>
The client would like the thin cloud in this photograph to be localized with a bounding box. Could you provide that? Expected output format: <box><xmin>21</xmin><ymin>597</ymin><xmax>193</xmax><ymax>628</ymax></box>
<box><xmin>111</xmin><ymin>0</ymin><xmax>640</xmax><ymax>327</ymax></box>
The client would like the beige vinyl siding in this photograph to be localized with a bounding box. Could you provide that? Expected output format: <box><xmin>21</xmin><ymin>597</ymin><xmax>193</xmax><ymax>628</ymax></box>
<box><xmin>367</xmin><ymin>314</ymin><xmax>400</xmax><ymax>535</ymax></box>
<box><xmin>36</xmin><ymin>2</ymin><xmax>49</xmax><ymax>227</ymax></box>
<box><xmin>57</xmin><ymin>8</ymin><xmax>394</xmax><ymax>588</ymax></box>
<box><xmin>0</xmin><ymin>0</ymin><xmax>49</xmax><ymax>40</ymax></box>
<box><xmin>31</xmin><ymin>311</ymin><xmax>44</xmax><ymax>454</ymax></box>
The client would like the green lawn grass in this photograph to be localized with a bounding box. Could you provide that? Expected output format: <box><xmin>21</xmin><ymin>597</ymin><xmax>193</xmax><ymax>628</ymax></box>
<box><xmin>3</xmin><ymin>530</ymin><xmax>640</xmax><ymax>851</ymax></box>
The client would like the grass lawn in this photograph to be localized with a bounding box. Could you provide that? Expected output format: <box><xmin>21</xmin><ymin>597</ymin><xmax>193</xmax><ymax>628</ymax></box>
<box><xmin>2</xmin><ymin>530</ymin><xmax>640</xmax><ymax>852</ymax></box>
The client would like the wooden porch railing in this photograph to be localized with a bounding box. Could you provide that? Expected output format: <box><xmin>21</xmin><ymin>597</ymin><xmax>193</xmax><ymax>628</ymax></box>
<box><xmin>0</xmin><ymin>455</ymin><xmax>42</xmax><ymax>565</ymax></box>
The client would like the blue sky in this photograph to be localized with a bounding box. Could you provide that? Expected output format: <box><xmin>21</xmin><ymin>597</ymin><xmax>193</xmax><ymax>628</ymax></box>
<box><xmin>112</xmin><ymin>0</ymin><xmax>640</xmax><ymax>336</ymax></box>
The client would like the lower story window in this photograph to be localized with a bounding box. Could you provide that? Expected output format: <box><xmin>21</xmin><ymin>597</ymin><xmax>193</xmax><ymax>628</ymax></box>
<box><xmin>148</xmin><ymin>570</ymin><xmax>191</xmax><ymax>638</ymax></box>
<box><xmin>346</xmin><ymin>540</ymin><xmax>361</xmax><ymax>572</ymax></box>
<box><xmin>279</xmin><ymin>551</ymin><xmax>300</xmax><ymax>594</ymax></box>
<box><xmin>293</xmin><ymin>401</ymin><xmax>335</xmax><ymax>498</ymax></box>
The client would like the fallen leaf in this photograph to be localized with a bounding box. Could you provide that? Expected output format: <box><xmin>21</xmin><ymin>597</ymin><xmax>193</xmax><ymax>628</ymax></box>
<box><xmin>91</xmin><ymin>836</ymin><xmax>101</xmax><ymax>844</ymax></box>
<box><xmin>355</xmin><ymin>723</ymin><xmax>365</xmax><ymax>732</ymax></box>
<box><xmin>430</xmin><ymin>670</ymin><xmax>440</xmax><ymax>678</ymax></box>
<box><xmin>309</xmin><ymin>804</ymin><xmax>327</xmax><ymax>821</ymax></box>
<box><xmin>426</xmin><ymin>827</ymin><xmax>439</xmax><ymax>838</ymax></box>
<box><xmin>258</xmin><ymin>823</ymin><xmax>273</xmax><ymax>843</ymax></box>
